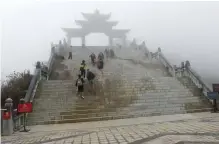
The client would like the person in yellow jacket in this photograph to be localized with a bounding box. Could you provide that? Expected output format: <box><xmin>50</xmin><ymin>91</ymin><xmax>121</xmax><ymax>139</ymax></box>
<box><xmin>80</xmin><ymin>60</ymin><xmax>86</xmax><ymax>78</ymax></box>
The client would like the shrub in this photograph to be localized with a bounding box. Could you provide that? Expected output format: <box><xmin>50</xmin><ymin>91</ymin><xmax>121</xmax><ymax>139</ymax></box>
<box><xmin>1</xmin><ymin>70</ymin><xmax>33</xmax><ymax>109</ymax></box>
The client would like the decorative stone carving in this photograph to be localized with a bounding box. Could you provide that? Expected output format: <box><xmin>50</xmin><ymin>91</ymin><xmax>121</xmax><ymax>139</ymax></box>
<box><xmin>181</xmin><ymin>62</ymin><xmax>185</xmax><ymax>69</ymax></box>
<box><xmin>158</xmin><ymin>47</ymin><xmax>161</xmax><ymax>52</ymax></box>
<box><xmin>36</xmin><ymin>61</ymin><xmax>41</xmax><ymax>69</ymax></box>
<box><xmin>3</xmin><ymin>98</ymin><xmax>13</xmax><ymax>136</ymax></box>
<box><xmin>185</xmin><ymin>60</ymin><xmax>191</xmax><ymax>69</ymax></box>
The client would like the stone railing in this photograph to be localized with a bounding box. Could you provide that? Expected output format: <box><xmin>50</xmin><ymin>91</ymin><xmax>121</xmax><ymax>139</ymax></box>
<box><xmin>24</xmin><ymin>46</ymin><xmax>56</xmax><ymax>103</ymax></box>
<box><xmin>157</xmin><ymin>49</ymin><xmax>176</xmax><ymax>77</ymax></box>
<box><xmin>4</xmin><ymin>45</ymin><xmax>57</xmax><ymax>134</ymax></box>
<box><xmin>184</xmin><ymin>63</ymin><xmax>212</xmax><ymax>96</ymax></box>
<box><xmin>156</xmin><ymin>48</ymin><xmax>213</xmax><ymax>105</ymax></box>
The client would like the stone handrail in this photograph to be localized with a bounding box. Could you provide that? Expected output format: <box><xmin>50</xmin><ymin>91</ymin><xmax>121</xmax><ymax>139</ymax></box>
<box><xmin>157</xmin><ymin>48</ymin><xmax>213</xmax><ymax>105</ymax></box>
<box><xmin>47</xmin><ymin>47</ymin><xmax>56</xmax><ymax>79</ymax></box>
<box><xmin>24</xmin><ymin>69</ymin><xmax>41</xmax><ymax>102</ymax></box>
<box><xmin>159</xmin><ymin>52</ymin><xmax>175</xmax><ymax>77</ymax></box>
<box><xmin>185</xmin><ymin>66</ymin><xmax>213</xmax><ymax>100</ymax></box>
<box><xmin>12</xmin><ymin>46</ymin><xmax>56</xmax><ymax>132</ymax></box>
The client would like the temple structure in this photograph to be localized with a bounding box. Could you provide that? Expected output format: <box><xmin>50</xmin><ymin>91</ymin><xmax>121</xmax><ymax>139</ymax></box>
<box><xmin>62</xmin><ymin>9</ymin><xmax>130</xmax><ymax>47</ymax></box>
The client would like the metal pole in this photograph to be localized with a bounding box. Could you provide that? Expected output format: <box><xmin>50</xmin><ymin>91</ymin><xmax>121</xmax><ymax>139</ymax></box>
<box><xmin>19</xmin><ymin>99</ymin><xmax>30</xmax><ymax>132</ymax></box>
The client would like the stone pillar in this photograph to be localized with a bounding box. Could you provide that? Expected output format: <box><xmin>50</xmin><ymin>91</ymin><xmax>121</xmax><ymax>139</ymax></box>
<box><xmin>58</xmin><ymin>40</ymin><xmax>64</xmax><ymax>56</ymax></box>
<box><xmin>51</xmin><ymin>46</ymin><xmax>55</xmax><ymax>54</ymax></box>
<box><xmin>67</xmin><ymin>36</ymin><xmax>71</xmax><ymax>46</ymax></box>
<box><xmin>172</xmin><ymin>67</ymin><xmax>176</xmax><ymax>77</ymax></box>
<box><xmin>108</xmin><ymin>36</ymin><xmax>113</xmax><ymax>46</ymax></box>
<box><xmin>3</xmin><ymin>98</ymin><xmax>13</xmax><ymax>136</ymax></box>
<box><xmin>81</xmin><ymin>36</ymin><xmax>85</xmax><ymax>48</ymax></box>
<box><xmin>122</xmin><ymin>36</ymin><xmax>126</xmax><ymax>48</ymax></box>
<box><xmin>157</xmin><ymin>47</ymin><xmax>161</xmax><ymax>60</ymax></box>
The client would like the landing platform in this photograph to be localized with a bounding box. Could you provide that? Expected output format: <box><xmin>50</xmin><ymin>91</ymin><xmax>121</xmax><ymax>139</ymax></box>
<box><xmin>2</xmin><ymin>112</ymin><xmax>219</xmax><ymax>144</ymax></box>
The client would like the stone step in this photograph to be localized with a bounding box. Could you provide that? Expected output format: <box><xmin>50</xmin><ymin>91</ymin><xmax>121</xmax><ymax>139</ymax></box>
<box><xmin>33</xmin><ymin>94</ymin><xmax>205</xmax><ymax>103</ymax></box>
<box><xmin>33</xmin><ymin>94</ymin><xmax>206</xmax><ymax>102</ymax></box>
<box><xmin>32</xmin><ymin>100</ymin><xmax>210</xmax><ymax>113</ymax></box>
<box><xmin>29</xmin><ymin>55</ymin><xmax>212</xmax><ymax>126</ymax></box>
<box><xmin>29</xmin><ymin>106</ymin><xmax>211</xmax><ymax>121</ymax></box>
<box><xmin>27</xmin><ymin>107</ymin><xmax>211</xmax><ymax>125</ymax></box>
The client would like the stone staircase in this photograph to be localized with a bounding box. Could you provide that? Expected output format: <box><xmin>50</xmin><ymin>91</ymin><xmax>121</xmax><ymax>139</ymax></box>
<box><xmin>27</xmin><ymin>48</ymin><xmax>212</xmax><ymax>125</ymax></box>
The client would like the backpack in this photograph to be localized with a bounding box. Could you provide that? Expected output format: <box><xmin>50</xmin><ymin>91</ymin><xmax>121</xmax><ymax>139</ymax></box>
<box><xmin>98</xmin><ymin>61</ymin><xmax>103</xmax><ymax>69</ymax></box>
<box><xmin>80</xmin><ymin>64</ymin><xmax>85</xmax><ymax>71</ymax></box>
<box><xmin>90</xmin><ymin>72</ymin><xmax>95</xmax><ymax>79</ymax></box>
<box><xmin>77</xmin><ymin>78</ymin><xmax>83</xmax><ymax>86</ymax></box>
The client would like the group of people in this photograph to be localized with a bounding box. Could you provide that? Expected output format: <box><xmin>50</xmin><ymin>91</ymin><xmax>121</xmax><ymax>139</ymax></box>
<box><xmin>104</xmin><ymin>48</ymin><xmax>115</xmax><ymax>59</ymax></box>
<box><xmin>89</xmin><ymin>52</ymin><xmax>104</xmax><ymax>71</ymax></box>
<box><xmin>74</xmin><ymin>48</ymin><xmax>116</xmax><ymax>99</ymax></box>
<box><xmin>75</xmin><ymin>60</ymin><xmax>96</xmax><ymax>99</ymax></box>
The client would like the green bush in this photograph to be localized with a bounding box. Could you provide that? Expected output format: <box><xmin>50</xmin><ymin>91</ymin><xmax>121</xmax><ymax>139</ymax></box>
<box><xmin>1</xmin><ymin>70</ymin><xmax>33</xmax><ymax>109</ymax></box>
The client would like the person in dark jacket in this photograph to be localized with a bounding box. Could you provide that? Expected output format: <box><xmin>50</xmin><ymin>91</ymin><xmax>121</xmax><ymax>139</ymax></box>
<box><xmin>89</xmin><ymin>53</ymin><xmax>96</xmax><ymax>65</ymax></box>
<box><xmin>104</xmin><ymin>48</ymin><xmax>109</xmax><ymax>59</ymax></box>
<box><xmin>75</xmin><ymin>74</ymin><xmax>85</xmax><ymax>99</ymax></box>
<box><xmin>68</xmin><ymin>52</ymin><xmax>72</xmax><ymax>59</ymax></box>
<box><xmin>97</xmin><ymin>59</ymin><xmax>104</xmax><ymax>75</ymax></box>
<box><xmin>86</xmin><ymin>69</ymin><xmax>95</xmax><ymax>85</ymax></box>
<box><xmin>110</xmin><ymin>49</ymin><xmax>115</xmax><ymax>58</ymax></box>
<box><xmin>86</xmin><ymin>69</ymin><xmax>96</xmax><ymax>93</ymax></box>
<box><xmin>98</xmin><ymin>52</ymin><xmax>104</xmax><ymax>61</ymax></box>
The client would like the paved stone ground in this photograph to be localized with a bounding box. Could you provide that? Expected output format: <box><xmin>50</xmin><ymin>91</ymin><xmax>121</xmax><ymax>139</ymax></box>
<box><xmin>141</xmin><ymin>135</ymin><xmax>219</xmax><ymax>144</ymax></box>
<box><xmin>2</xmin><ymin>112</ymin><xmax>219</xmax><ymax>144</ymax></box>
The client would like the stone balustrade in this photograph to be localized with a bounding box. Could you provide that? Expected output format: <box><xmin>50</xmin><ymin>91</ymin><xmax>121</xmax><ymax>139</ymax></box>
<box><xmin>1</xmin><ymin>43</ymin><xmax>58</xmax><ymax>135</ymax></box>
<box><xmin>156</xmin><ymin>47</ymin><xmax>213</xmax><ymax>107</ymax></box>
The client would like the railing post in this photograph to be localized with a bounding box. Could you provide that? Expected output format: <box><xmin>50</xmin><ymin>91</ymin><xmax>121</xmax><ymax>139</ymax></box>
<box><xmin>172</xmin><ymin>65</ymin><xmax>176</xmax><ymax>77</ymax></box>
<box><xmin>19</xmin><ymin>98</ymin><xmax>30</xmax><ymax>132</ymax></box>
<box><xmin>181</xmin><ymin>62</ymin><xmax>185</xmax><ymax>77</ymax></box>
<box><xmin>2</xmin><ymin>98</ymin><xmax>14</xmax><ymax>136</ymax></box>
<box><xmin>157</xmin><ymin>47</ymin><xmax>161</xmax><ymax>60</ymax></box>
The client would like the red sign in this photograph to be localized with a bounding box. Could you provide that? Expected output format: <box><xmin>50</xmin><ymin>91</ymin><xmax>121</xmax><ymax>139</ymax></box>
<box><xmin>213</xmin><ymin>84</ymin><xmax>219</xmax><ymax>92</ymax></box>
<box><xmin>18</xmin><ymin>103</ymin><xmax>33</xmax><ymax>113</ymax></box>
<box><xmin>3</xmin><ymin>112</ymin><xmax>11</xmax><ymax>120</ymax></box>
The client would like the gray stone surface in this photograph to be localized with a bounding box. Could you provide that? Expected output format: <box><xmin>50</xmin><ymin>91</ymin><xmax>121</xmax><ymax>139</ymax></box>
<box><xmin>2</xmin><ymin>114</ymin><xmax>219</xmax><ymax>144</ymax></box>
<box><xmin>27</xmin><ymin>47</ymin><xmax>212</xmax><ymax>125</ymax></box>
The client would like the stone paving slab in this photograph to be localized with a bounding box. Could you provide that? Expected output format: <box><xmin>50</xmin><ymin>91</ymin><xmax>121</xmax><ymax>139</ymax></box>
<box><xmin>141</xmin><ymin>135</ymin><xmax>219</xmax><ymax>144</ymax></box>
<box><xmin>27</xmin><ymin>112</ymin><xmax>219</xmax><ymax>133</ymax></box>
<box><xmin>2</xmin><ymin>112</ymin><xmax>219</xmax><ymax>144</ymax></box>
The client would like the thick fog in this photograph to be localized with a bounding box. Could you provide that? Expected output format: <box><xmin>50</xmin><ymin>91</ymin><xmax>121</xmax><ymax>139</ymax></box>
<box><xmin>1</xmin><ymin>1</ymin><xmax>219</xmax><ymax>84</ymax></box>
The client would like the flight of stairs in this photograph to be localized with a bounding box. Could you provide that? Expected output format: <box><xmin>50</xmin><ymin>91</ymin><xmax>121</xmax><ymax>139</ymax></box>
<box><xmin>27</xmin><ymin>48</ymin><xmax>212</xmax><ymax>125</ymax></box>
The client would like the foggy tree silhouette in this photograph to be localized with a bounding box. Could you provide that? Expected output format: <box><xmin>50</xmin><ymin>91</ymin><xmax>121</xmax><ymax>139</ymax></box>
<box><xmin>1</xmin><ymin>70</ymin><xmax>33</xmax><ymax>109</ymax></box>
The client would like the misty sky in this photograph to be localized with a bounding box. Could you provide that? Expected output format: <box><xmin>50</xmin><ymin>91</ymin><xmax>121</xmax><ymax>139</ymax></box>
<box><xmin>1</xmin><ymin>1</ymin><xmax>219</xmax><ymax>83</ymax></box>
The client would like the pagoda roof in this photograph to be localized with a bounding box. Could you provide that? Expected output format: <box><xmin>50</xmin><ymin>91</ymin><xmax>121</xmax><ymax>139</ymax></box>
<box><xmin>62</xmin><ymin>28</ymin><xmax>130</xmax><ymax>37</ymax></box>
<box><xmin>75</xmin><ymin>20</ymin><xmax>118</xmax><ymax>28</ymax></box>
<box><xmin>81</xmin><ymin>9</ymin><xmax>111</xmax><ymax>21</ymax></box>
<box><xmin>62</xmin><ymin>10</ymin><xmax>130</xmax><ymax>37</ymax></box>
<box><xmin>62</xmin><ymin>28</ymin><xmax>88</xmax><ymax>37</ymax></box>
<box><xmin>110</xmin><ymin>29</ymin><xmax>130</xmax><ymax>37</ymax></box>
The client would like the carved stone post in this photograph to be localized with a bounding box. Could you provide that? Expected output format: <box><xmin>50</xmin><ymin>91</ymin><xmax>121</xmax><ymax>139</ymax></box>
<box><xmin>172</xmin><ymin>67</ymin><xmax>176</xmax><ymax>77</ymax></box>
<box><xmin>157</xmin><ymin>47</ymin><xmax>161</xmax><ymax>60</ymax></box>
<box><xmin>63</xmin><ymin>38</ymin><xmax>67</xmax><ymax>49</ymax></box>
<box><xmin>108</xmin><ymin>36</ymin><xmax>113</xmax><ymax>47</ymax></box>
<box><xmin>181</xmin><ymin>62</ymin><xmax>185</xmax><ymax>76</ymax></box>
<box><xmin>185</xmin><ymin>60</ymin><xmax>191</xmax><ymax>79</ymax></box>
<box><xmin>51</xmin><ymin>46</ymin><xmax>55</xmax><ymax>54</ymax></box>
<box><xmin>122</xmin><ymin>36</ymin><xmax>126</xmax><ymax>48</ymax></box>
<box><xmin>36</xmin><ymin>61</ymin><xmax>43</xmax><ymax>80</ymax></box>
<box><xmin>173</xmin><ymin>65</ymin><xmax>177</xmax><ymax>77</ymax></box>
<box><xmin>58</xmin><ymin>40</ymin><xmax>64</xmax><ymax>57</ymax></box>
<box><xmin>3</xmin><ymin>98</ymin><xmax>13</xmax><ymax>136</ymax></box>
<box><xmin>81</xmin><ymin>36</ymin><xmax>85</xmax><ymax>48</ymax></box>
<box><xmin>67</xmin><ymin>36</ymin><xmax>71</xmax><ymax>46</ymax></box>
